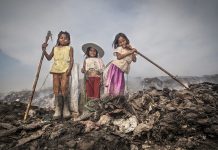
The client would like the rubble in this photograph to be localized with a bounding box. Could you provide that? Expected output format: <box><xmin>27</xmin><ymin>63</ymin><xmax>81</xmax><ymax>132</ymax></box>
<box><xmin>142</xmin><ymin>74</ymin><xmax>218</xmax><ymax>90</ymax></box>
<box><xmin>1</xmin><ymin>88</ymin><xmax>54</xmax><ymax>109</ymax></box>
<box><xmin>113</xmin><ymin>115</ymin><xmax>138</xmax><ymax>133</ymax></box>
<box><xmin>0</xmin><ymin>82</ymin><xmax>217</xmax><ymax>149</ymax></box>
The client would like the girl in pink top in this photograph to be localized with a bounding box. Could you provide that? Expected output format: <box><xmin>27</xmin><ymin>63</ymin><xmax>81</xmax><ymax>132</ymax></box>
<box><xmin>105</xmin><ymin>33</ymin><xmax>137</xmax><ymax>96</ymax></box>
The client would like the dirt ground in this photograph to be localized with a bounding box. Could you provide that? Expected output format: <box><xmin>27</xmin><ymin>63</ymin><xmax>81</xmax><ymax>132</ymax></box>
<box><xmin>0</xmin><ymin>82</ymin><xmax>218</xmax><ymax>150</ymax></box>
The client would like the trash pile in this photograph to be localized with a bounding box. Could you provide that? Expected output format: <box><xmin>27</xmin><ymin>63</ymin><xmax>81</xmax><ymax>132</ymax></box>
<box><xmin>0</xmin><ymin>82</ymin><xmax>217</xmax><ymax>149</ymax></box>
<box><xmin>1</xmin><ymin>88</ymin><xmax>54</xmax><ymax>109</ymax></box>
<box><xmin>142</xmin><ymin>74</ymin><xmax>218</xmax><ymax>90</ymax></box>
<box><xmin>3</xmin><ymin>90</ymin><xmax>32</xmax><ymax>103</ymax></box>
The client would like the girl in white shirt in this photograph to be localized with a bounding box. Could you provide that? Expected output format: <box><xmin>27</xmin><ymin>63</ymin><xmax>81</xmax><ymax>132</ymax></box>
<box><xmin>81</xmin><ymin>43</ymin><xmax>105</xmax><ymax>99</ymax></box>
<box><xmin>105</xmin><ymin>33</ymin><xmax>137</xmax><ymax>96</ymax></box>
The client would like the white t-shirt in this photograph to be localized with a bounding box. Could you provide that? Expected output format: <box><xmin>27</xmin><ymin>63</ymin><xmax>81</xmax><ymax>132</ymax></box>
<box><xmin>85</xmin><ymin>57</ymin><xmax>105</xmax><ymax>73</ymax></box>
<box><xmin>112</xmin><ymin>47</ymin><xmax>133</xmax><ymax>74</ymax></box>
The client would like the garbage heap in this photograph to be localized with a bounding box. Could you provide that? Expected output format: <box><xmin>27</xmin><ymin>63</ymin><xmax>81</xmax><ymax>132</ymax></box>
<box><xmin>0</xmin><ymin>82</ymin><xmax>217</xmax><ymax>149</ymax></box>
<box><xmin>2</xmin><ymin>88</ymin><xmax>53</xmax><ymax>109</ymax></box>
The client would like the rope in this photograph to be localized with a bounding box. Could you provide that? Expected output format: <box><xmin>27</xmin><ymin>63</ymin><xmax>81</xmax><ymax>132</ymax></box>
<box><xmin>37</xmin><ymin>72</ymin><xmax>50</xmax><ymax>92</ymax></box>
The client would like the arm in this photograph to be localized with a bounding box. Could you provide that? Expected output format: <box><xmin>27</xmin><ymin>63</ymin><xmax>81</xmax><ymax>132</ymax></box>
<box><xmin>132</xmin><ymin>53</ymin><xmax>137</xmax><ymax>62</ymax></box>
<box><xmin>100</xmin><ymin>58</ymin><xmax>105</xmax><ymax>69</ymax></box>
<box><xmin>66</xmin><ymin>47</ymin><xmax>74</xmax><ymax>76</ymax></box>
<box><xmin>98</xmin><ymin>58</ymin><xmax>105</xmax><ymax>73</ymax></box>
<box><xmin>41</xmin><ymin>43</ymin><xmax>54</xmax><ymax>61</ymax></box>
<box><xmin>126</xmin><ymin>44</ymin><xmax>137</xmax><ymax>62</ymax></box>
<box><xmin>116</xmin><ymin>49</ymin><xmax>137</xmax><ymax>60</ymax></box>
<box><xmin>81</xmin><ymin>59</ymin><xmax>86</xmax><ymax>73</ymax></box>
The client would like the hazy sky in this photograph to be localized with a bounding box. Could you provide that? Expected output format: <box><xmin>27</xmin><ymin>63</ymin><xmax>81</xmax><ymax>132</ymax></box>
<box><xmin>0</xmin><ymin>0</ymin><xmax>218</xmax><ymax>93</ymax></box>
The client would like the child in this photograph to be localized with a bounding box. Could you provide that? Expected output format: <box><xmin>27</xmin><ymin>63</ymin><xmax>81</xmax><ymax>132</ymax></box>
<box><xmin>105</xmin><ymin>33</ymin><xmax>137</xmax><ymax>96</ymax></box>
<box><xmin>41</xmin><ymin>31</ymin><xmax>74</xmax><ymax>120</ymax></box>
<box><xmin>81</xmin><ymin>43</ymin><xmax>105</xmax><ymax>99</ymax></box>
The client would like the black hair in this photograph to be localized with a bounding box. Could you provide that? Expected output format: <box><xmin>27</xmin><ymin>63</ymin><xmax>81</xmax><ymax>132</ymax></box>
<box><xmin>56</xmin><ymin>31</ymin><xmax>71</xmax><ymax>46</ymax></box>
<box><xmin>112</xmin><ymin>33</ymin><xmax>130</xmax><ymax>49</ymax></box>
<box><xmin>85</xmin><ymin>47</ymin><xmax>98</xmax><ymax>58</ymax></box>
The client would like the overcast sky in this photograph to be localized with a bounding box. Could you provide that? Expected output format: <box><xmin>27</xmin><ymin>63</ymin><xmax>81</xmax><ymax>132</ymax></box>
<box><xmin>0</xmin><ymin>0</ymin><xmax>218</xmax><ymax>93</ymax></box>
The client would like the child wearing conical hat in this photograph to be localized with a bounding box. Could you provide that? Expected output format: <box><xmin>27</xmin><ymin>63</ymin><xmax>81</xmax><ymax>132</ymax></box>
<box><xmin>81</xmin><ymin>43</ymin><xmax>105</xmax><ymax>99</ymax></box>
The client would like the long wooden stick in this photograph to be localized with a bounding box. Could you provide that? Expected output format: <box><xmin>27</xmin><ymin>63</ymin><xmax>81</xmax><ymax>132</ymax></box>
<box><xmin>136</xmin><ymin>51</ymin><xmax>189</xmax><ymax>89</ymax></box>
<box><xmin>23</xmin><ymin>31</ymin><xmax>52</xmax><ymax>121</ymax></box>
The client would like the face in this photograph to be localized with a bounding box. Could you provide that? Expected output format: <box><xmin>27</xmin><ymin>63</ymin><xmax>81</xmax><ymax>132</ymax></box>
<box><xmin>58</xmin><ymin>34</ymin><xmax>69</xmax><ymax>46</ymax></box>
<box><xmin>88</xmin><ymin>47</ymin><xmax>97</xmax><ymax>57</ymax></box>
<box><xmin>118</xmin><ymin>36</ymin><xmax>127</xmax><ymax>48</ymax></box>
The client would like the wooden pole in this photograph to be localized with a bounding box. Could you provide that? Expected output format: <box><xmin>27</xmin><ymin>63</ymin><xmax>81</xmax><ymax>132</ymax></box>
<box><xmin>136</xmin><ymin>51</ymin><xmax>189</xmax><ymax>89</ymax></box>
<box><xmin>23</xmin><ymin>31</ymin><xmax>52</xmax><ymax>121</ymax></box>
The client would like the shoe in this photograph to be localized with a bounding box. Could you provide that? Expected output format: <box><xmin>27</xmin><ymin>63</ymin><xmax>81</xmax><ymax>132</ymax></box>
<box><xmin>53</xmin><ymin>95</ymin><xmax>63</xmax><ymax>120</ymax></box>
<box><xmin>63</xmin><ymin>96</ymin><xmax>71</xmax><ymax>119</ymax></box>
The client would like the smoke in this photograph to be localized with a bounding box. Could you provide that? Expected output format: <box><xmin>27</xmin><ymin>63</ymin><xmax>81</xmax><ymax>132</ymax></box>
<box><xmin>141</xmin><ymin>74</ymin><xmax>218</xmax><ymax>90</ymax></box>
<box><xmin>126</xmin><ymin>76</ymin><xmax>144</xmax><ymax>92</ymax></box>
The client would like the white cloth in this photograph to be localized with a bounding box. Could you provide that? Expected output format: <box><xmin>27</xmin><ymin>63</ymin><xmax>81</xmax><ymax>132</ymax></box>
<box><xmin>85</xmin><ymin>58</ymin><xmax>104</xmax><ymax>72</ymax></box>
<box><xmin>69</xmin><ymin>63</ymin><xmax>80</xmax><ymax>113</ymax></box>
<box><xmin>112</xmin><ymin>47</ymin><xmax>133</xmax><ymax>74</ymax></box>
